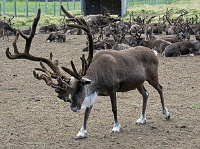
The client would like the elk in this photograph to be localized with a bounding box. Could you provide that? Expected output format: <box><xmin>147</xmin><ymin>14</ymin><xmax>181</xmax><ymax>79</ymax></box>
<box><xmin>61</xmin><ymin>6</ymin><xmax>170</xmax><ymax>138</ymax></box>
<box><xmin>6</xmin><ymin>7</ymin><xmax>170</xmax><ymax>139</ymax></box>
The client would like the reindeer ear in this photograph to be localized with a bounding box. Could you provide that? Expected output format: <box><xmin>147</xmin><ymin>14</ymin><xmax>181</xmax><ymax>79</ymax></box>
<box><xmin>81</xmin><ymin>78</ymin><xmax>91</xmax><ymax>85</ymax></box>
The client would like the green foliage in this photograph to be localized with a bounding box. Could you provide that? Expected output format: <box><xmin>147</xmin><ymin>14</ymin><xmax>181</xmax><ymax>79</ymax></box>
<box><xmin>13</xmin><ymin>18</ymin><xmax>27</xmax><ymax>26</ymax></box>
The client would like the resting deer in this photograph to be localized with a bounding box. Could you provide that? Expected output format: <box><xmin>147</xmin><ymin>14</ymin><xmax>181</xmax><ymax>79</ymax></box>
<box><xmin>6</xmin><ymin>7</ymin><xmax>170</xmax><ymax>139</ymax></box>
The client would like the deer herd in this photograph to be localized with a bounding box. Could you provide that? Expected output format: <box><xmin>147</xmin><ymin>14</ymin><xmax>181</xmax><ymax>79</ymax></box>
<box><xmin>4</xmin><ymin>5</ymin><xmax>200</xmax><ymax>139</ymax></box>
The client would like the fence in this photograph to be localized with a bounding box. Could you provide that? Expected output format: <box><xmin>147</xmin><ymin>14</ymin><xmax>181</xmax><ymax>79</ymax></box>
<box><xmin>0</xmin><ymin>0</ymin><xmax>81</xmax><ymax>17</ymax></box>
<box><xmin>1</xmin><ymin>0</ymin><xmax>183</xmax><ymax>18</ymax></box>
<box><xmin>127</xmin><ymin>0</ymin><xmax>181</xmax><ymax>6</ymax></box>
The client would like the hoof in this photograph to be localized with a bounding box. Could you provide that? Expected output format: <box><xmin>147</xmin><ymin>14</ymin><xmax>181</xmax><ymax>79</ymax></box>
<box><xmin>111</xmin><ymin>128</ymin><xmax>121</xmax><ymax>133</ymax></box>
<box><xmin>75</xmin><ymin>134</ymin><xmax>87</xmax><ymax>139</ymax></box>
<box><xmin>166</xmin><ymin>114</ymin><xmax>170</xmax><ymax>120</ymax></box>
<box><xmin>75</xmin><ymin>128</ymin><xmax>87</xmax><ymax>139</ymax></box>
<box><xmin>136</xmin><ymin>120</ymin><xmax>146</xmax><ymax>125</ymax></box>
<box><xmin>136</xmin><ymin>115</ymin><xmax>146</xmax><ymax>125</ymax></box>
<box><xmin>163</xmin><ymin>108</ymin><xmax>170</xmax><ymax>120</ymax></box>
<box><xmin>111</xmin><ymin>122</ymin><xmax>121</xmax><ymax>133</ymax></box>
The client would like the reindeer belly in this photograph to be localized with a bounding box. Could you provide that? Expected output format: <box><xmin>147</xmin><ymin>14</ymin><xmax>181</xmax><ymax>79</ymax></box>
<box><xmin>118</xmin><ymin>76</ymin><xmax>146</xmax><ymax>92</ymax></box>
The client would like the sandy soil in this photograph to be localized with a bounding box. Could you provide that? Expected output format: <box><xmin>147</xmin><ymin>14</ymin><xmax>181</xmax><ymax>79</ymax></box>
<box><xmin>0</xmin><ymin>33</ymin><xmax>200</xmax><ymax>149</ymax></box>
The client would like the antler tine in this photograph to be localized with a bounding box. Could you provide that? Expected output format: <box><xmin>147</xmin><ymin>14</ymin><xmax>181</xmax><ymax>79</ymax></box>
<box><xmin>6</xmin><ymin>8</ymin><xmax>40</xmax><ymax>59</ymax></box>
<box><xmin>37</xmin><ymin>62</ymin><xmax>57</xmax><ymax>79</ymax></box>
<box><xmin>70</xmin><ymin>61</ymin><xmax>82</xmax><ymax>79</ymax></box>
<box><xmin>61</xmin><ymin>60</ymin><xmax>82</xmax><ymax>80</ymax></box>
<box><xmin>6</xmin><ymin>8</ymin><xmax>64</xmax><ymax>77</ymax></box>
<box><xmin>61</xmin><ymin>5</ymin><xmax>94</xmax><ymax>73</ymax></box>
<box><xmin>33</xmin><ymin>70</ymin><xmax>62</xmax><ymax>88</ymax></box>
<box><xmin>80</xmin><ymin>54</ymin><xmax>88</xmax><ymax>76</ymax></box>
<box><xmin>20</xmin><ymin>8</ymin><xmax>41</xmax><ymax>53</ymax></box>
<box><xmin>60</xmin><ymin>5</ymin><xmax>74</xmax><ymax>18</ymax></box>
<box><xmin>6</xmin><ymin>8</ymin><xmax>40</xmax><ymax>56</ymax></box>
<box><xmin>12</xmin><ymin>31</ymin><xmax>20</xmax><ymax>54</ymax></box>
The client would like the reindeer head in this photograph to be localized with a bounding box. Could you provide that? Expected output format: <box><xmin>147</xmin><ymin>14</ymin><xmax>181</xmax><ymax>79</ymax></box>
<box><xmin>6</xmin><ymin>6</ymin><xmax>95</xmax><ymax>109</ymax></box>
<box><xmin>59</xmin><ymin>5</ymin><xmax>95</xmax><ymax>111</ymax></box>
<box><xmin>61</xmin><ymin>54</ymin><xmax>93</xmax><ymax>112</ymax></box>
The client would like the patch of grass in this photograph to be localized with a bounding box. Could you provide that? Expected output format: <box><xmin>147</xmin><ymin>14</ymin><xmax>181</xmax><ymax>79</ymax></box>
<box><xmin>192</xmin><ymin>103</ymin><xmax>200</xmax><ymax>109</ymax></box>
<box><xmin>125</xmin><ymin>0</ymin><xmax>200</xmax><ymax>22</ymax></box>
<box><xmin>1</xmin><ymin>0</ymin><xmax>199</xmax><ymax>27</ymax></box>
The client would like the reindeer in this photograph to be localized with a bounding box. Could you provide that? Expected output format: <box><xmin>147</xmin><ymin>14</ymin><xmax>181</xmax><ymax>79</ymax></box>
<box><xmin>20</xmin><ymin>26</ymin><xmax>31</xmax><ymax>35</ymax></box>
<box><xmin>144</xmin><ymin>16</ymin><xmax>158</xmax><ymax>40</ymax></box>
<box><xmin>46</xmin><ymin>31</ymin><xmax>66</xmax><ymax>43</ymax></box>
<box><xmin>0</xmin><ymin>20</ymin><xmax>16</xmax><ymax>41</ymax></box>
<box><xmin>141</xmin><ymin>38</ymin><xmax>171</xmax><ymax>54</ymax></box>
<box><xmin>163</xmin><ymin>34</ymin><xmax>200</xmax><ymax>57</ymax></box>
<box><xmin>38</xmin><ymin>24</ymin><xmax>60</xmax><ymax>34</ymax></box>
<box><xmin>60</xmin><ymin>6</ymin><xmax>170</xmax><ymax>138</ymax></box>
<box><xmin>6</xmin><ymin>7</ymin><xmax>170</xmax><ymax>139</ymax></box>
<box><xmin>144</xmin><ymin>23</ymin><xmax>155</xmax><ymax>40</ymax></box>
<box><xmin>82</xmin><ymin>37</ymin><xmax>115</xmax><ymax>51</ymax></box>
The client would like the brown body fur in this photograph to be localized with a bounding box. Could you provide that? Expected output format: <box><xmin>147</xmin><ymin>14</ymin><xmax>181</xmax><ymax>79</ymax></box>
<box><xmin>86</xmin><ymin>47</ymin><xmax>158</xmax><ymax>94</ymax></box>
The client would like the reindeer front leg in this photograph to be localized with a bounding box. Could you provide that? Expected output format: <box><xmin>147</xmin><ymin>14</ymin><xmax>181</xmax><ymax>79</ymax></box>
<box><xmin>136</xmin><ymin>85</ymin><xmax>148</xmax><ymax>125</ymax></box>
<box><xmin>76</xmin><ymin>106</ymin><xmax>93</xmax><ymax>139</ymax></box>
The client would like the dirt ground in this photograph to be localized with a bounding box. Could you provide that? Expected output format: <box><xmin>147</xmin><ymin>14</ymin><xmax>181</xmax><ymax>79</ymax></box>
<box><xmin>0</xmin><ymin>33</ymin><xmax>200</xmax><ymax>149</ymax></box>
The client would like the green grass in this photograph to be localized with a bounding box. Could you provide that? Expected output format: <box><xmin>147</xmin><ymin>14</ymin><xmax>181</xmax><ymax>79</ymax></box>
<box><xmin>0</xmin><ymin>0</ymin><xmax>199</xmax><ymax>27</ymax></box>
<box><xmin>1</xmin><ymin>1</ymin><xmax>81</xmax><ymax>15</ymax></box>
<box><xmin>125</xmin><ymin>0</ymin><xmax>200</xmax><ymax>22</ymax></box>
<box><xmin>0</xmin><ymin>1</ymin><xmax>82</xmax><ymax>27</ymax></box>
<box><xmin>192</xmin><ymin>103</ymin><xmax>200</xmax><ymax>109</ymax></box>
<box><xmin>127</xmin><ymin>0</ymin><xmax>180</xmax><ymax>5</ymax></box>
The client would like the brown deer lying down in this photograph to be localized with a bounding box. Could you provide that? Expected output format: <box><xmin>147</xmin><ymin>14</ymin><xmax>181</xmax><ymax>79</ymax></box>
<box><xmin>46</xmin><ymin>31</ymin><xmax>66</xmax><ymax>43</ymax></box>
<box><xmin>163</xmin><ymin>35</ymin><xmax>200</xmax><ymax>57</ymax></box>
<box><xmin>6</xmin><ymin>7</ymin><xmax>170</xmax><ymax>139</ymax></box>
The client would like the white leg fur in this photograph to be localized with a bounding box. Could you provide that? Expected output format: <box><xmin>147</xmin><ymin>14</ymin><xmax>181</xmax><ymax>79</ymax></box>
<box><xmin>76</xmin><ymin>126</ymin><xmax>87</xmax><ymax>139</ymax></box>
<box><xmin>136</xmin><ymin>114</ymin><xmax>146</xmax><ymax>125</ymax></box>
<box><xmin>163</xmin><ymin>107</ymin><xmax>170</xmax><ymax>120</ymax></box>
<box><xmin>111</xmin><ymin>122</ymin><xmax>121</xmax><ymax>133</ymax></box>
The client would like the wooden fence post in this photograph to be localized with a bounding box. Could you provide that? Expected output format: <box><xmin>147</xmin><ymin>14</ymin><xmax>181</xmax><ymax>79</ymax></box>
<box><xmin>54</xmin><ymin>2</ymin><xmax>56</xmax><ymax>16</ymax></box>
<box><xmin>0</xmin><ymin>3</ymin><xmax>1</xmax><ymax>16</ymax></box>
<box><xmin>14</xmin><ymin>2</ymin><xmax>17</xmax><ymax>17</ymax></box>
<box><xmin>26</xmin><ymin>0</ymin><xmax>28</xmax><ymax>18</ymax></box>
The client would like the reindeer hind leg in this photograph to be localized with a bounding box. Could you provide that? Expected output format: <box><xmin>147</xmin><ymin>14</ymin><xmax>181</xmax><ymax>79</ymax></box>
<box><xmin>148</xmin><ymin>79</ymin><xmax>170</xmax><ymax>120</ymax></box>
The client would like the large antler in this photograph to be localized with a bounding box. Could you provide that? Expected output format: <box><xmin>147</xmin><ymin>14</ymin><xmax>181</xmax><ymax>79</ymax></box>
<box><xmin>5</xmin><ymin>8</ymin><xmax>72</xmax><ymax>101</ymax></box>
<box><xmin>60</xmin><ymin>5</ymin><xmax>94</xmax><ymax>80</ymax></box>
